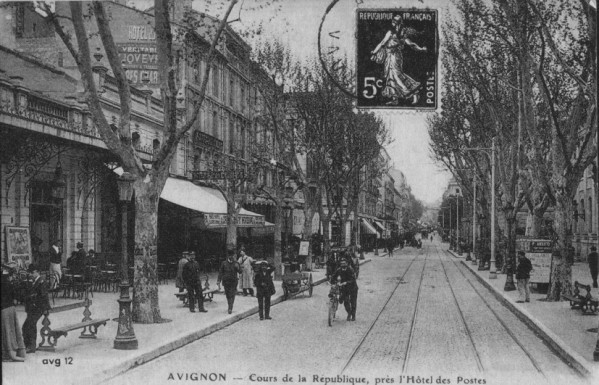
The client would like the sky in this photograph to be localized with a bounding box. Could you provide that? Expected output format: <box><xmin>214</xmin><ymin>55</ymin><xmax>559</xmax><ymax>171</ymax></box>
<box><xmin>213</xmin><ymin>0</ymin><xmax>454</xmax><ymax>206</ymax></box>
<box><xmin>125</xmin><ymin>0</ymin><xmax>454</xmax><ymax>206</ymax></box>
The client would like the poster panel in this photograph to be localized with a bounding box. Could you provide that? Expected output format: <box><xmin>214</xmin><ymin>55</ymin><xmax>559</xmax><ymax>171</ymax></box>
<box><xmin>5</xmin><ymin>226</ymin><xmax>32</xmax><ymax>268</ymax></box>
<box><xmin>516</xmin><ymin>237</ymin><xmax>553</xmax><ymax>284</ymax></box>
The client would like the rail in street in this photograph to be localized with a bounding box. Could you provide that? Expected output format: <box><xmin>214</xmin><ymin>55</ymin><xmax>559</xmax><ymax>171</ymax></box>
<box><xmin>103</xmin><ymin>242</ymin><xmax>591</xmax><ymax>385</ymax></box>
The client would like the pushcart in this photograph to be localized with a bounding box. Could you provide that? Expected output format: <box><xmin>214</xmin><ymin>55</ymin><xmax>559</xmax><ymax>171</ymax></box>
<box><xmin>281</xmin><ymin>272</ymin><xmax>313</xmax><ymax>300</ymax></box>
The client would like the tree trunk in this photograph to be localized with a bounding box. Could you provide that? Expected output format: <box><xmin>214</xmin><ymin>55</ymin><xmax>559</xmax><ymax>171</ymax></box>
<box><xmin>131</xmin><ymin>179</ymin><xmax>163</xmax><ymax>323</ymax></box>
<box><xmin>503</xmin><ymin>215</ymin><xmax>517</xmax><ymax>291</ymax></box>
<box><xmin>547</xmin><ymin>194</ymin><xmax>573</xmax><ymax>300</ymax></box>
<box><xmin>226</xmin><ymin>198</ymin><xmax>238</xmax><ymax>253</ymax></box>
<box><xmin>273</xmin><ymin>198</ymin><xmax>282</xmax><ymax>279</ymax></box>
<box><xmin>302</xmin><ymin>207</ymin><xmax>315</xmax><ymax>269</ymax></box>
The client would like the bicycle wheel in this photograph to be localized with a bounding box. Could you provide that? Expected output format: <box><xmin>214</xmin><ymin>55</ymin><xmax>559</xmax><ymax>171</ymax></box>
<box><xmin>328</xmin><ymin>299</ymin><xmax>336</xmax><ymax>327</ymax></box>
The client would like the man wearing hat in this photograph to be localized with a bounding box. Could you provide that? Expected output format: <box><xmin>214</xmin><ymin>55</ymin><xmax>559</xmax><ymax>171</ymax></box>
<box><xmin>176</xmin><ymin>252</ymin><xmax>190</xmax><ymax>294</ymax></box>
<box><xmin>329</xmin><ymin>258</ymin><xmax>358</xmax><ymax>321</ymax></box>
<box><xmin>217</xmin><ymin>249</ymin><xmax>241</xmax><ymax>314</ymax></box>
<box><xmin>67</xmin><ymin>242</ymin><xmax>86</xmax><ymax>275</ymax></box>
<box><xmin>48</xmin><ymin>240</ymin><xmax>62</xmax><ymax>289</ymax></box>
<box><xmin>22</xmin><ymin>264</ymin><xmax>51</xmax><ymax>353</ymax></box>
<box><xmin>254</xmin><ymin>261</ymin><xmax>275</xmax><ymax>320</ymax></box>
<box><xmin>516</xmin><ymin>251</ymin><xmax>533</xmax><ymax>303</ymax></box>
<box><xmin>588</xmin><ymin>246</ymin><xmax>598</xmax><ymax>288</ymax></box>
<box><xmin>182</xmin><ymin>254</ymin><xmax>207</xmax><ymax>313</ymax></box>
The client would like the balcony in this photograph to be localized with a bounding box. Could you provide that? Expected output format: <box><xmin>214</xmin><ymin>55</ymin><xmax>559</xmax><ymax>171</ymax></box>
<box><xmin>193</xmin><ymin>130</ymin><xmax>223</xmax><ymax>152</ymax></box>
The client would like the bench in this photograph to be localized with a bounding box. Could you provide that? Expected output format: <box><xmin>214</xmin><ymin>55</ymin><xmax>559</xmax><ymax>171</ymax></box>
<box><xmin>38</xmin><ymin>296</ymin><xmax>109</xmax><ymax>351</ymax></box>
<box><xmin>174</xmin><ymin>276</ymin><xmax>218</xmax><ymax>307</ymax></box>
<box><xmin>562</xmin><ymin>281</ymin><xmax>598</xmax><ymax>314</ymax></box>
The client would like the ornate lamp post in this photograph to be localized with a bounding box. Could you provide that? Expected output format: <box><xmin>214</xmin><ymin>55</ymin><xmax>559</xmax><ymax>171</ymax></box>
<box><xmin>50</xmin><ymin>159</ymin><xmax>66</xmax><ymax>200</ymax></box>
<box><xmin>114</xmin><ymin>172</ymin><xmax>138</xmax><ymax>350</ymax></box>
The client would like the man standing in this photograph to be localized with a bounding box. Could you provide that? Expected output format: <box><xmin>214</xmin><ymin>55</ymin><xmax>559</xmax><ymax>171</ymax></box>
<box><xmin>516</xmin><ymin>251</ymin><xmax>533</xmax><ymax>303</ymax></box>
<box><xmin>182</xmin><ymin>254</ymin><xmax>207</xmax><ymax>313</ymax></box>
<box><xmin>588</xmin><ymin>246</ymin><xmax>598</xmax><ymax>288</ymax></box>
<box><xmin>237</xmin><ymin>247</ymin><xmax>255</xmax><ymax>296</ymax></box>
<box><xmin>22</xmin><ymin>264</ymin><xmax>51</xmax><ymax>353</ymax></box>
<box><xmin>48</xmin><ymin>240</ymin><xmax>62</xmax><ymax>289</ymax></box>
<box><xmin>330</xmin><ymin>258</ymin><xmax>358</xmax><ymax>321</ymax></box>
<box><xmin>175</xmin><ymin>252</ymin><xmax>190</xmax><ymax>294</ymax></box>
<box><xmin>254</xmin><ymin>261</ymin><xmax>275</xmax><ymax>320</ymax></box>
<box><xmin>217</xmin><ymin>249</ymin><xmax>241</xmax><ymax>314</ymax></box>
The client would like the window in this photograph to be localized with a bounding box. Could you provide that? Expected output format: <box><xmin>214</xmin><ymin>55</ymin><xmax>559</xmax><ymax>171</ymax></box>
<box><xmin>212</xmin><ymin>110</ymin><xmax>218</xmax><ymax>138</ymax></box>
<box><xmin>229</xmin><ymin>78</ymin><xmax>234</xmax><ymax>107</ymax></box>
<box><xmin>240</xmin><ymin>124</ymin><xmax>246</xmax><ymax>159</ymax></box>
<box><xmin>212</xmin><ymin>65</ymin><xmax>219</xmax><ymax>98</ymax></box>
<box><xmin>588</xmin><ymin>197</ymin><xmax>593</xmax><ymax>233</ymax></box>
<box><xmin>229</xmin><ymin>119</ymin><xmax>235</xmax><ymax>154</ymax></box>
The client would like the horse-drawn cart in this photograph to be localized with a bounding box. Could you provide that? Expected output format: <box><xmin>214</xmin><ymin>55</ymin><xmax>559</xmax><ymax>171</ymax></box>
<box><xmin>281</xmin><ymin>272</ymin><xmax>313</xmax><ymax>300</ymax></box>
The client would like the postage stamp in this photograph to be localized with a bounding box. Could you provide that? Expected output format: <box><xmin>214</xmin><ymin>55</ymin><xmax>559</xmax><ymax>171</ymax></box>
<box><xmin>356</xmin><ymin>9</ymin><xmax>438</xmax><ymax>110</ymax></box>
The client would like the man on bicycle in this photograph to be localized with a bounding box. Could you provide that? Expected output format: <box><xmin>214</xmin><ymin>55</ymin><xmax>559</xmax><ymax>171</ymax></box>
<box><xmin>329</xmin><ymin>258</ymin><xmax>358</xmax><ymax>321</ymax></box>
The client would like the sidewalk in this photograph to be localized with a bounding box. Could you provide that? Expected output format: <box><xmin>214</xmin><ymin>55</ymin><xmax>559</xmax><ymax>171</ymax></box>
<box><xmin>2</xmin><ymin>257</ymin><xmax>372</xmax><ymax>385</ymax></box>
<box><xmin>448</xmin><ymin>247</ymin><xmax>599</xmax><ymax>380</ymax></box>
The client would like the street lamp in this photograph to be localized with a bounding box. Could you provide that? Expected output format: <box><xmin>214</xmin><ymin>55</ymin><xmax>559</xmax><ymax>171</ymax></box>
<box><xmin>114</xmin><ymin>171</ymin><xmax>138</xmax><ymax>350</ymax></box>
<box><xmin>458</xmin><ymin>137</ymin><xmax>497</xmax><ymax>279</ymax></box>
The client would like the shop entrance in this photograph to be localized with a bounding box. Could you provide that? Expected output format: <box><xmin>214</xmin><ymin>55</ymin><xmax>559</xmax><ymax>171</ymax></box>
<box><xmin>30</xmin><ymin>181</ymin><xmax>63</xmax><ymax>268</ymax></box>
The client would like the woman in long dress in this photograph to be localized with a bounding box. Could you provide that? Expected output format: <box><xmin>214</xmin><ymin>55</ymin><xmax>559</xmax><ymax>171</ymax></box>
<box><xmin>238</xmin><ymin>248</ymin><xmax>255</xmax><ymax>296</ymax></box>
<box><xmin>371</xmin><ymin>15</ymin><xmax>427</xmax><ymax>105</ymax></box>
<box><xmin>1</xmin><ymin>267</ymin><xmax>26</xmax><ymax>362</ymax></box>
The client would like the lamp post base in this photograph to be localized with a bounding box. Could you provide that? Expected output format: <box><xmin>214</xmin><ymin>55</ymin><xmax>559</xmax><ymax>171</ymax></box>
<box><xmin>489</xmin><ymin>271</ymin><xmax>497</xmax><ymax>279</ymax></box>
<box><xmin>465</xmin><ymin>251</ymin><xmax>471</xmax><ymax>261</ymax></box>
<box><xmin>503</xmin><ymin>274</ymin><xmax>516</xmax><ymax>291</ymax></box>
<box><xmin>114</xmin><ymin>283</ymin><xmax>138</xmax><ymax>350</ymax></box>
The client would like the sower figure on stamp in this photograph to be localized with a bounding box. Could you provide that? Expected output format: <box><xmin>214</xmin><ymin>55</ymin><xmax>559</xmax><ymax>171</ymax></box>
<box><xmin>254</xmin><ymin>261</ymin><xmax>275</xmax><ymax>320</ymax></box>
<box><xmin>22</xmin><ymin>264</ymin><xmax>51</xmax><ymax>353</ymax></box>
<box><xmin>370</xmin><ymin>15</ymin><xmax>428</xmax><ymax>105</ymax></box>
<box><xmin>330</xmin><ymin>259</ymin><xmax>358</xmax><ymax>321</ymax></box>
<box><xmin>182</xmin><ymin>254</ymin><xmax>207</xmax><ymax>313</ymax></box>
<box><xmin>217</xmin><ymin>249</ymin><xmax>241</xmax><ymax>314</ymax></box>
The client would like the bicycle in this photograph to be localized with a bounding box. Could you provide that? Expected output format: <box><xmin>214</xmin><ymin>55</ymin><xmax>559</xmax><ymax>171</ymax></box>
<box><xmin>328</xmin><ymin>279</ymin><xmax>346</xmax><ymax>327</ymax></box>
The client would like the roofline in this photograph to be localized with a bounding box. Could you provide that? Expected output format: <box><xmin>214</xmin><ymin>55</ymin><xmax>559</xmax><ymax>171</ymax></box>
<box><xmin>0</xmin><ymin>45</ymin><xmax>78</xmax><ymax>83</ymax></box>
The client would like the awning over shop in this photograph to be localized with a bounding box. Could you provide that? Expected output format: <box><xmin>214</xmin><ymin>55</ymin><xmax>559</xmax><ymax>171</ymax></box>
<box><xmin>360</xmin><ymin>219</ymin><xmax>378</xmax><ymax>235</ymax></box>
<box><xmin>373</xmin><ymin>221</ymin><xmax>385</xmax><ymax>232</ymax></box>
<box><xmin>161</xmin><ymin>178</ymin><xmax>265</xmax><ymax>228</ymax></box>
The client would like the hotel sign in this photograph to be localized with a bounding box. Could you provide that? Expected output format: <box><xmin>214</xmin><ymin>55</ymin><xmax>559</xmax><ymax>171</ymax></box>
<box><xmin>203</xmin><ymin>214</ymin><xmax>265</xmax><ymax>228</ymax></box>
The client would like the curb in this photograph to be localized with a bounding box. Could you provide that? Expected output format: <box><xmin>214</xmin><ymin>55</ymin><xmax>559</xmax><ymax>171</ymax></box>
<box><xmin>455</xmin><ymin>254</ymin><xmax>594</xmax><ymax>378</ymax></box>
<box><xmin>84</xmin><ymin>258</ymin><xmax>373</xmax><ymax>385</ymax></box>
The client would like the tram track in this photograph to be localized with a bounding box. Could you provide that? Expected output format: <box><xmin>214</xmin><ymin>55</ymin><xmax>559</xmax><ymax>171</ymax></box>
<box><xmin>340</xmin><ymin>243</ymin><xmax>582</xmax><ymax>381</ymax></box>
<box><xmin>339</xmin><ymin>248</ymin><xmax>428</xmax><ymax>374</ymax></box>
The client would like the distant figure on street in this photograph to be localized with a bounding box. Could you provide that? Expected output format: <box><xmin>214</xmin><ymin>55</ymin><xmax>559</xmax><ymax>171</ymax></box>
<box><xmin>330</xmin><ymin>259</ymin><xmax>358</xmax><ymax>321</ymax></box>
<box><xmin>48</xmin><ymin>240</ymin><xmax>62</xmax><ymax>289</ymax></box>
<box><xmin>387</xmin><ymin>240</ymin><xmax>394</xmax><ymax>257</ymax></box>
<box><xmin>217</xmin><ymin>249</ymin><xmax>241</xmax><ymax>314</ymax></box>
<box><xmin>182</xmin><ymin>254</ymin><xmax>207</xmax><ymax>313</ymax></box>
<box><xmin>22</xmin><ymin>264</ymin><xmax>51</xmax><ymax>353</ymax></box>
<box><xmin>175</xmin><ymin>252</ymin><xmax>190</xmax><ymax>293</ymax></box>
<box><xmin>2</xmin><ymin>267</ymin><xmax>26</xmax><ymax>362</ymax></box>
<box><xmin>238</xmin><ymin>247</ymin><xmax>255</xmax><ymax>296</ymax></box>
<box><xmin>588</xmin><ymin>246</ymin><xmax>598</xmax><ymax>288</ymax></box>
<box><xmin>254</xmin><ymin>262</ymin><xmax>275</xmax><ymax>320</ymax></box>
<box><xmin>515</xmin><ymin>251</ymin><xmax>532</xmax><ymax>303</ymax></box>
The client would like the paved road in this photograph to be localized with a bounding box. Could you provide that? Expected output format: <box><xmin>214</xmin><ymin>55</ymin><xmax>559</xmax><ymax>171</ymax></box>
<box><xmin>105</xmin><ymin>242</ymin><xmax>587</xmax><ymax>385</ymax></box>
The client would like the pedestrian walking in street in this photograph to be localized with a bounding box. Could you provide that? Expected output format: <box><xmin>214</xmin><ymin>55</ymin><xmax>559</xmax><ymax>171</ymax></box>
<box><xmin>254</xmin><ymin>261</ymin><xmax>275</xmax><ymax>320</ymax></box>
<box><xmin>238</xmin><ymin>247</ymin><xmax>255</xmax><ymax>296</ymax></box>
<box><xmin>2</xmin><ymin>267</ymin><xmax>26</xmax><ymax>362</ymax></box>
<box><xmin>325</xmin><ymin>252</ymin><xmax>338</xmax><ymax>281</ymax></box>
<box><xmin>387</xmin><ymin>240</ymin><xmax>394</xmax><ymax>257</ymax></box>
<box><xmin>330</xmin><ymin>258</ymin><xmax>358</xmax><ymax>321</ymax></box>
<box><xmin>516</xmin><ymin>251</ymin><xmax>532</xmax><ymax>303</ymax></box>
<box><xmin>588</xmin><ymin>246</ymin><xmax>598</xmax><ymax>288</ymax></box>
<box><xmin>21</xmin><ymin>264</ymin><xmax>51</xmax><ymax>353</ymax></box>
<box><xmin>48</xmin><ymin>240</ymin><xmax>62</xmax><ymax>289</ymax></box>
<box><xmin>182</xmin><ymin>254</ymin><xmax>207</xmax><ymax>313</ymax></box>
<box><xmin>217</xmin><ymin>249</ymin><xmax>241</xmax><ymax>314</ymax></box>
<box><xmin>175</xmin><ymin>251</ymin><xmax>190</xmax><ymax>293</ymax></box>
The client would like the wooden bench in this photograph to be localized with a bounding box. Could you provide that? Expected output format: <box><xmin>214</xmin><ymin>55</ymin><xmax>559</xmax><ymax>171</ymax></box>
<box><xmin>174</xmin><ymin>276</ymin><xmax>218</xmax><ymax>307</ymax></box>
<box><xmin>38</xmin><ymin>297</ymin><xmax>109</xmax><ymax>351</ymax></box>
<box><xmin>562</xmin><ymin>281</ymin><xmax>598</xmax><ymax>314</ymax></box>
